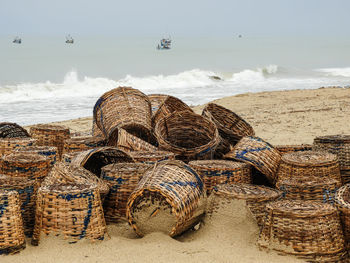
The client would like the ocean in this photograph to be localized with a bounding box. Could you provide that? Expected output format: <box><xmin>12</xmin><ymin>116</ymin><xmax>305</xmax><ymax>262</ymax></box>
<box><xmin>1</xmin><ymin>36</ymin><xmax>350</xmax><ymax>125</ymax></box>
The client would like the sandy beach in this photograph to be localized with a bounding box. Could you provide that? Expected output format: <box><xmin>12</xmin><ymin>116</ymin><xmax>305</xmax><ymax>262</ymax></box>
<box><xmin>10</xmin><ymin>86</ymin><xmax>350</xmax><ymax>263</ymax></box>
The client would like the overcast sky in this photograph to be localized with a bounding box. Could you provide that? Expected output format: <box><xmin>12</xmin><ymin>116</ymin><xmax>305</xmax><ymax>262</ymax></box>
<box><xmin>1</xmin><ymin>0</ymin><xmax>349</xmax><ymax>37</ymax></box>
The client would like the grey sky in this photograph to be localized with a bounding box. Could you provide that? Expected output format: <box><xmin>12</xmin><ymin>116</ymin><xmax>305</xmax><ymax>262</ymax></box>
<box><xmin>1</xmin><ymin>0</ymin><xmax>349</xmax><ymax>37</ymax></box>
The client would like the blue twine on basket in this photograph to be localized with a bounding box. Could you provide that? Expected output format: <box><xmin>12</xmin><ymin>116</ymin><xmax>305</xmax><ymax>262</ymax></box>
<box><xmin>322</xmin><ymin>188</ymin><xmax>337</xmax><ymax>204</ymax></box>
<box><xmin>235</xmin><ymin>146</ymin><xmax>270</xmax><ymax>167</ymax></box>
<box><xmin>0</xmin><ymin>198</ymin><xmax>9</xmax><ymax>218</ymax></box>
<box><xmin>7</xmin><ymin>166</ymin><xmax>40</xmax><ymax>174</ymax></box>
<box><xmin>184</xmin><ymin>165</ymin><xmax>204</xmax><ymax>191</ymax></box>
<box><xmin>7</xmin><ymin>186</ymin><xmax>34</xmax><ymax>210</ymax></box>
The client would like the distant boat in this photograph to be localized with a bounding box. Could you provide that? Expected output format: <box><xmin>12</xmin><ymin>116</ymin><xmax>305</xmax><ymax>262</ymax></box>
<box><xmin>65</xmin><ymin>34</ymin><xmax>74</xmax><ymax>44</ymax></box>
<box><xmin>13</xmin><ymin>36</ymin><xmax>21</xmax><ymax>44</ymax></box>
<box><xmin>157</xmin><ymin>37</ymin><xmax>171</xmax><ymax>50</ymax></box>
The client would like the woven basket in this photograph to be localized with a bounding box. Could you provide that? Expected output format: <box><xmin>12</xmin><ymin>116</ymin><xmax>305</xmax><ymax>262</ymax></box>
<box><xmin>189</xmin><ymin>160</ymin><xmax>252</xmax><ymax>195</ymax></box>
<box><xmin>93</xmin><ymin>86</ymin><xmax>153</xmax><ymax>145</ymax></box>
<box><xmin>0</xmin><ymin>176</ymin><xmax>36</xmax><ymax>237</ymax></box>
<box><xmin>0</xmin><ymin>153</ymin><xmax>50</xmax><ymax>183</ymax></box>
<box><xmin>202</xmin><ymin>103</ymin><xmax>255</xmax><ymax>144</ymax></box>
<box><xmin>101</xmin><ymin>163</ymin><xmax>152</xmax><ymax>223</ymax></box>
<box><xmin>62</xmin><ymin>151</ymin><xmax>82</xmax><ymax>164</ymax></box>
<box><xmin>15</xmin><ymin>145</ymin><xmax>57</xmax><ymax>168</ymax></box>
<box><xmin>32</xmin><ymin>183</ymin><xmax>107</xmax><ymax>245</ymax></box>
<box><xmin>63</xmin><ymin>136</ymin><xmax>105</xmax><ymax>154</ymax></box>
<box><xmin>42</xmin><ymin>163</ymin><xmax>110</xmax><ymax>201</ymax></box>
<box><xmin>151</xmin><ymin>95</ymin><xmax>193</xmax><ymax>127</ymax></box>
<box><xmin>148</xmin><ymin>94</ymin><xmax>168</xmax><ymax>117</ymax></box>
<box><xmin>0</xmin><ymin>137</ymin><xmax>37</xmax><ymax>157</ymax></box>
<box><xmin>335</xmin><ymin>184</ymin><xmax>350</xmax><ymax>249</ymax></box>
<box><xmin>258</xmin><ymin>200</ymin><xmax>346</xmax><ymax>262</ymax></box>
<box><xmin>154</xmin><ymin>111</ymin><xmax>220</xmax><ymax>161</ymax></box>
<box><xmin>313</xmin><ymin>135</ymin><xmax>350</xmax><ymax>170</ymax></box>
<box><xmin>224</xmin><ymin>136</ymin><xmax>281</xmax><ymax>184</ymax></box>
<box><xmin>129</xmin><ymin>150</ymin><xmax>176</xmax><ymax>164</ymax></box>
<box><xmin>113</xmin><ymin>128</ymin><xmax>158</xmax><ymax>151</ymax></box>
<box><xmin>0</xmin><ymin>122</ymin><xmax>29</xmax><ymax>138</ymax></box>
<box><xmin>70</xmin><ymin>147</ymin><xmax>133</xmax><ymax>177</ymax></box>
<box><xmin>30</xmin><ymin>124</ymin><xmax>70</xmax><ymax>160</ymax></box>
<box><xmin>211</xmin><ymin>183</ymin><xmax>281</xmax><ymax>228</ymax></box>
<box><xmin>0</xmin><ymin>190</ymin><xmax>25</xmax><ymax>255</ymax></box>
<box><xmin>276</xmin><ymin>177</ymin><xmax>340</xmax><ymax>204</ymax></box>
<box><xmin>276</xmin><ymin>151</ymin><xmax>341</xmax><ymax>184</ymax></box>
<box><xmin>127</xmin><ymin>160</ymin><xmax>206</xmax><ymax>237</ymax></box>
<box><xmin>342</xmin><ymin>170</ymin><xmax>350</xmax><ymax>185</ymax></box>
<box><xmin>275</xmin><ymin>144</ymin><xmax>313</xmax><ymax>154</ymax></box>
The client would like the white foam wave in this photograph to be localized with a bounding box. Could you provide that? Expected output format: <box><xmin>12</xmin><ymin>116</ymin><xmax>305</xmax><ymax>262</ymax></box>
<box><xmin>228</xmin><ymin>65</ymin><xmax>279</xmax><ymax>83</ymax></box>
<box><xmin>316</xmin><ymin>67</ymin><xmax>350</xmax><ymax>77</ymax></box>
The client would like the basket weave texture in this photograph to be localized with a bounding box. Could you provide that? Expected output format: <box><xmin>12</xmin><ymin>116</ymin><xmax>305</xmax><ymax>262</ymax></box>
<box><xmin>189</xmin><ymin>160</ymin><xmax>252</xmax><ymax>195</ymax></box>
<box><xmin>32</xmin><ymin>183</ymin><xmax>107</xmax><ymax>245</ymax></box>
<box><xmin>202</xmin><ymin>103</ymin><xmax>255</xmax><ymax>144</ymax></box>
<box><xmin>0</xmin><ymin>122</ymin><xmax>29</xmax><ymax>138</ymax></box>
<box><xmin>148</xmin><ymin>94</ymin><xmax>168</xmax><ymax>117</ymax></box>
<box><xmin>127</xmin><ymin>160</ymin><xmax>206</xmax><ymax>237</ymax></box>
<box><xmin>93</xmin><ymin>87</ymin><xmax>153</xmax><ymax>145</ymax></box>
<box><xmin>0</xmin><ymin>137</ymin><xmax>37</xmax><ymax>157</ymax></box>
<box><xmin>275</xmin><ymin>144</ymin><xmax>313</xmax><ymax>154</ymax></box>
<box><xmin>113</xmin><ymin>128</ymin><xmax>158</xmax><ymax>151</ymax></box>
<box><xmin>129</xmin><ymin>150</ymin><xmax>176</xmax><ymax>164</ymax></box>
<box><xmin>15</xmin><ymin>145</ymin><xmax>57</xmax><ymax>168</ymax></box>
<box><xmin>258</xmin><ymin>200</ymin><xmax>346</xmax><ymax>262</ymax></box>
<box><xmin>224</xmin><ymin>136</ymin><xmax>281</xmax><ymax>184</ymax></box>
<box><xmin>342</xmin><ymin>170</ymin><xmax>350</xmax><ymax>185</ymax></box>
<box><xmin>335</xmin><ymin>184</ymin><xmax>350</xmax><ymax>249</ymax></box>
<box><xmin>313</xmin><ymin>135</ymin><xmax>350</xmax><ymax>170</ymax></box>
<box><xmin>212</xmin><ymin>183</ymin><xmax>281</xmax><ymax>228</ymax></box>
<box><xmin>101</xmin><ymin>163</ymin><xmax>151</xmax><ymax>223</ymax></box>
<box><xmin>92</xmin><ymin>119</ymin><xmax>104</xmax><ymax>139</ymax></box>
<box><xmin>0</xmin><ymin>176</ymin><xmax>36</xmax><ymax>237</ymax></box>
<box><xmin>154</xmin><ymin>111</ymin><xmax>220</xmax><ymax>161</ymax></box>
<box><xmin>29</xmin><ymin>124</ymin><xmax>70</xmax><ymax>160</ymax></box>
<box><xmin>63</xmin><ymin>136</ymin><xmax>105</xmax><ymax>154</ymax></box>
<box><xmin>0</xmin><ymin>190</ymin><xmax>25</xmax><ymax>255</ymax></box>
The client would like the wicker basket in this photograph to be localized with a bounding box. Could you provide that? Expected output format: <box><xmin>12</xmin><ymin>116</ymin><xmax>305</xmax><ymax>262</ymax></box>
<box><xmin>148</xmin><ymin>94</ymin><xmax>168</xmax><ymax>117</ymax></box>
<box><xmin>101</xmin><ymin>163</ymin><xmax>152</xmax><ymax>223</ymax></box>
<box><xmin>0</xmin><ymin>137</ymin><xmax>37</xmax><ymax>157</ymax></box>
<box><xmin>70</xmin><ymin>147</ymin><xmax>133</xmax><ymax>177</ymax></box>
<box><xmin>258</xmin><ymin>200</ymin><xmax>346</xmax><ymax>262</ymax></box>
<box><xmin>335</xmin><ymin>184</ymin><xmax>350</xmax><ymax>250</ymax></box>
<box><xmin>276</xmin><ymin>177</ymin><xmax>340</xmax><ymax>204</ymax></box>
<box><xmin>62</xmin><ymin>151</ymin><xmax>82</xmax><ymax>164</ymax></box>
<box><xmin>15</xmin><ymin>145</ymin><xmax>57</xmax><ymax>168</ymax></box>
<box><xmin>129</xmin><ymin>150</ymin><xmax>176</xmax><ymax>164</ymax></box>
<box><xmin>93</xmin><ymin>87</ymin><xmax>153</xmax><ymax>145</ymax></box>
<box><xmin>0</xmin><ymin>176</ymin><xmax>36</xmax><ymax>237</ymax></box>
<box><xmin>92</xmin><ymin>119</ymin><xmax>104</xmax><ymax>139</ymax></box>
<box><xmin>154</xmin><ymin>111</ymin><xmax>220</xmax><ymax>161</ymax></box>
<box><xmin>313</xmin><ymin>135</ymin><xmax>350</xmax><ymax>170</ymax></box>
<box><xmin>0</xmin><ymin>153</ymin><xmax>50</xmax><ymax>183</ymax></box>
<box><xmin>276</xmin><ymin>151</ymin><xmax>342</xmax><ymax>184</ymax></box>
<box><xmin>0</xmin><ymin>190</ymin><xmax>25</xmax><ymax>255</ymax></box>
<box><xmin>224</xmin><ymin>136</ymin><xmax>281</xmax><ymax>184</ymax></box>
<box><xmin>275</xmin><ymin>144</ymin><xmax>313</xmax><ymax>154</ymax></box>
<box><xmin>32</xmin><ymin>183</ymin><xmax>107</xmax><ymax>245</ymax></box>
<box><xmin>30</xmin><ymin>124</ymin><xmax>70</xmax><ymax>160</ymax></box>
<box><xmin>189</xmin><ymin>160</ymin><xmax>252</xmax><ymax>195</ymax></box>
<box><xmin>0</xmin><ymin>122</ymin><xmax>29</xmax><ymax>138</ymax></box>
<box><xmin>211</xmin><ymin>183</ymin><xmax>281</xmax><ymax>228</ymax></box>
<box><xmin>202</xmin><ymin>103</ymin><xmax>255</xmax><ymax>144</ymax></box>
<box><xmin>113</xmin><ymin>128</ymin><xmax>158</xmax><ymax>151</ymax></box>
<box><xmin>126</xmin><ymin>160</ymin><xmax>206</xmax><ymax>237</ymax></box>
<box><xmin>63</xmin><ymin>136</ymin><xmax>105</xmax><ymax>154</ymax></box>
<box><xmin>151</xmin><ymin>95</ymin><xmax>193</xmax><ymax>127</ymax></box>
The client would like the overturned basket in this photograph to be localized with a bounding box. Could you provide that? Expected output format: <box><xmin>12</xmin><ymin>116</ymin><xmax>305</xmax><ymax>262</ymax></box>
<box><xmin>129</xmin><ymin>150</ymin><xmax>176</xmax><ymax>164</ymax></box>
<box><xmin>0</xmin><ymin>122</ymin><xmax>29</xmax><ymax>138</ymax></box>
<box><xmin>127</xmin><ymin>160</ymin><xmax>206</xmax><ymax>237</ymax></box>
<box><xmin>113</xmin><ymin>128</ymin><xmax>158</xmax><ymax>151</ymax></box>
<box><xmin>154</xmin><ymin>111</ymin><xmax>220</xmax><ymax>161</ymax></box>
<box><xmin>0</xmin><ymin>137</ymin><xmax>37</xmax><ymax>157</ymax></box>
<box><xmin>63</xmin><ymin>136</ymin><xmax>105</xmax><ymax>154</ymax></box>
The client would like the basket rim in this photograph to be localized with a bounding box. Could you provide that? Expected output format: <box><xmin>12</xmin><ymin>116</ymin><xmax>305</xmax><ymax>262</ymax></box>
<box><xmin>30</xmin><ymin>124</ymin><xmax>70</xmax><ymax>132</ymax></box>
<box><xmin>314</xmin><ymin>134</ymin><xmax>350</xmax><ymax>144</ymax></box>
<box><xmin>2</xmin><ymin>152</ymin><xmax>48</xmax><ymax>163</ymax></box>
<box><xmin>281</xmin><ymin>150</ymin><xmax>338</xmax><ymax>167</ymax></box>
<box><xmin>189</xmin><ymin>159</ymin><xmax>250</xmax><ymax>170</ymax></box>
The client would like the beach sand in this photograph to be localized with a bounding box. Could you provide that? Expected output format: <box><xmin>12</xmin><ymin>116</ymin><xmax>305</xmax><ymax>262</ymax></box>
<box><xmin>12</xmin><ymin>86</ymin><xmax>350</xmax><ymax>263</ymax></box>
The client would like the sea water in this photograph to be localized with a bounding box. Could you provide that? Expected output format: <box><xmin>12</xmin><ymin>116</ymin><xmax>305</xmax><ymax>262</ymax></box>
<box><xmin>1</xmin><ymin>36</ymin><xmax>350</xmax><ymax>125</ymax></box>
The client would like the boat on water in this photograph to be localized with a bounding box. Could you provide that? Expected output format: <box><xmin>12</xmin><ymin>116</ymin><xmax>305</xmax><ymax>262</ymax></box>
<box><xmin>157</xmin><ymin>37</ymin><xmax>171</xmax><ymax>50</ymax></box>
<box><xmin>65</xmin><ymin>35</ymin><xmax>74</xmax><ymax>44</ymax></box>
<box><xmin>13</xmin><ymin>36</ymin><xmax>21</xmax><ymax>44</ymax></box>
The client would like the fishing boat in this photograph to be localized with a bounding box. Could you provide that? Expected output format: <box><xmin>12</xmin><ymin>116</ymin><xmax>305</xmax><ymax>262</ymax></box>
<box><xmin>65</xmin><ymin>35</ymin><xmax>74</xmax><ymax>44</ymax></box>
<box><xmin>157</xmin><ymin>37</ymin><xmax>171</xmax><ymax>50</ymax></box>
<box><xmin>13</xmin><ymin>36</ymin><xmax>21</xmax><ymax>44</ymax></box>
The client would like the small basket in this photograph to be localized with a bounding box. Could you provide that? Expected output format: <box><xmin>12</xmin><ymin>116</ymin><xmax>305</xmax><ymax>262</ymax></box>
<box><xmin>129</xmin><ymin>150</ymin><xmax>176</xmax><ymax>164</ymax></box>
<box><xmin>258</xmin><ymin>200</ymin><xmax>346</xmax><ymax>262</ymax></box>
<box><xmin>0</xmin><ymin>190</ymin><xmax>25</xmax><ymax>255</ymax></box>
<box><xmin>313</xmin><ymin>135</ymin><xmax>350</xmax><ymax>170</ymax></box>
<box><xmin>93</xmin><ymin>87</ymin><xmax>153</xmax><ymax>145</ymax></box>
<box><xmin>154</xmin><ymin>111</ymin><xmax>220</xmax><ymax>161</ymax></box>
<box><xmin>70</xmin><ymin>147</ymin><xmax>133</xmax><ymax>177</ymax></box>
<box><xmin>148</xmin><ymin>94</ymin><xmax>168</xmax><ymax>116</ymax></box>
<box><xmin>335</xmin><ymin>184</ymin><xmax>350</xmax><ymax>249</ymax></box>
<box><xmin>63</xmin><ymin>136</ymin><xmax>106</xmax><ymax>154</ymax></box>
<box><xmin>224</xmin><ymin>136</ymin><xmax>281</xmax><ymax>184</ymax></box>
<box><xmin>0</xmin><ymin>137</ymin><xmax>37</xmax><ymax>157</ymax></box>
<box><xmin>0</xmin><ymin>176</ymin><xmax>36</xmax><ymax>237</ymax></box>
<box><xmin>202</xmin><ymin>103</ymin><xmax>255</xmax><ymax>144</ymax></box>
<box><xmin>29</xmin><ymin>124</ymin><xmax>70</xmax><ymax>160</ymax></box>
<box><xmin>0</xmin><ymin>122</ymin><xmax>30</xmax><ymax>138</ymax></box>
<box><xmin>211</xmin><ymin>183</ymin><xmax>281</xmax><ymax>228</ymax></box>
<box><xmin>127</xmin><ymin>160</ymin><xmax>206</xmax><ymax>237</ymax></box>
<box><xmin>275</xmin><ymin>144</ymin><xmax>313</xmax><ymax>154</ymax></box>
<box><xmin>32</xmin><ymin>183</ymin><xmax>107</xmax><ymax>245</ymax></box>
<box><xmin>113</xmin><ymin>128</ymin><xmax>158</xmax><ymax>151</ymax></box>
<box><xmin>276</xmin><ymin>151</ymin><xmax>342</xmax><ymax>184</ymax></box>
<box><xmin>101</xmin><ymin>163</ymin><xmax>152</xmax><ymax>223</ymax></box>
<box><xmin>15</xmin><ymin>145</ymin><xmax>57</xmax><ymax>168</ymax></box>
<box><xmin>189</xmin><ymin>160</ymin><xmax>252</xmax><ymax>195</ymax></box>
